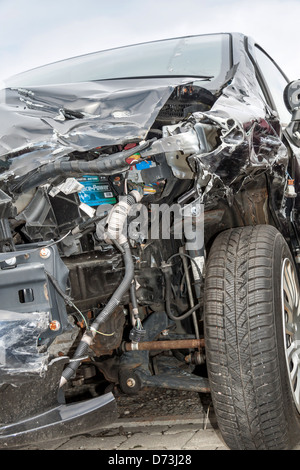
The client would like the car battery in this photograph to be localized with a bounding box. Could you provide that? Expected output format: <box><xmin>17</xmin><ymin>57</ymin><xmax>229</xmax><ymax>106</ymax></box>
<box><xmin>77</xmin><ymin>175</ymin><xmax>117</xmax><ymax>207</ymax></box>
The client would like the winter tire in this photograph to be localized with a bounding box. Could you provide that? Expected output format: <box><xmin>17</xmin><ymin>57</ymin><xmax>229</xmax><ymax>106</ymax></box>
<box><xmin>204</xmin><ymin>225</ymin><xmax>300</xmax><ymax>450</ymax></box>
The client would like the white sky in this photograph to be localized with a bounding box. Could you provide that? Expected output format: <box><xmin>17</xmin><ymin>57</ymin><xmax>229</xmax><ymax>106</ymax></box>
<box><xmin>0</xmin><ymin>0</ymin><xmax>299</xmax><ymax>86</ymax></box>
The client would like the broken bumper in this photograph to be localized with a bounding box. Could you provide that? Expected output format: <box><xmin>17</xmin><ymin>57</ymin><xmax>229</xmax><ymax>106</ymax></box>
<box><xmin>0</xmin><ymin>392</ymin><xmax>117</xmax><ymax>449</ymax></box>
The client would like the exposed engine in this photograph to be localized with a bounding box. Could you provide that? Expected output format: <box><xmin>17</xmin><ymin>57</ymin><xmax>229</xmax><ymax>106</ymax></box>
<box><xmin>0</xmin><ymin>83</ymin><xmax>218</xmax><ymax>401</ymax></box>
<box><xmin>0</xmin><ymin>70</ymin><xmax>291</xmax><ymax>404</ymax></box>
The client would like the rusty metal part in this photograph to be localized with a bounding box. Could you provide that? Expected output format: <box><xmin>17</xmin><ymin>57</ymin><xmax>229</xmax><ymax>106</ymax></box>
<box><xmin>90</xmin><ymin>306</ymin><xmax>125</xmax><ymax>356</ymax></box>
<box><xmin>124</xmin><ymin>338</ymin><xmax>205</xmax><ymax>351</ymax></box>
<box><xmin>94</xmin><ymin>357</ymin><xmax>120</xmax><ymax>383</ymax></box>
<box><xmin>185</xmin><ymin>351</ymin><xmax>205</xmax><ymax>365</ymax></box>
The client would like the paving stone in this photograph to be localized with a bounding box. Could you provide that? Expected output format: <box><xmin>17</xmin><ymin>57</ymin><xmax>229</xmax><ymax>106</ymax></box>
<box><xmin>57</xmin><ymin>434</ymin><xmax>128</xmax><ymax>450</ymax></box>
<box><xmin>116</xmin><ymin>424</ymin><xmax>170</xmax><ymax>435</ymax></box>
<box><xmin>183</xmin><ymin>429</ymin><xmax>228</xmax><ymax>450</ymax></box>
<box><xmin>164</xmin><ymin>423</ymin><xmax>204</xmax><ymax>435</ymax></box>
<box><xmin>20</xmin><ymin>438</ymin><xmax>70</xmax><ymax>450</ymax></box>
<box><xmin>117</xmin><ymin>430</ymin><xmax>195</xmax><ymax>450</ymax></box>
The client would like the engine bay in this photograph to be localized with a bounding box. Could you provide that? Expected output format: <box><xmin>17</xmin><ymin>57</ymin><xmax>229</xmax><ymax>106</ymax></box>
<box><xmin>0</xmin><ymin>83</ymin><xmax>217</xmax><ymax>403</ymax></box>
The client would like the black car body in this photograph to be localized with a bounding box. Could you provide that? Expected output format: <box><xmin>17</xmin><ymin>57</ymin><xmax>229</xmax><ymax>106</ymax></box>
<box><xmin>1</xmin><ymin>32</ymin><xmax>300</xmax><ymax>450</ymax></box>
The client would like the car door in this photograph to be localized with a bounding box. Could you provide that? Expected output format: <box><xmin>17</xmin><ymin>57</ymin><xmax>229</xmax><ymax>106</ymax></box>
<box><xmin>245</xmin><ymin>37</ymin><xmax>291</xmax><ymax>127</ymax></box>
<box><xmin>246</xmin><ymin>36</ymin><xmax>300</xmax><ymax>250</ymax></box>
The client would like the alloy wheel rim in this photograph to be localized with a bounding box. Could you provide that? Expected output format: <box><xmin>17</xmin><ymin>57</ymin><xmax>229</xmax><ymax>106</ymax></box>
<box><xmin>281</xmin><ymin>258</ymin><xmax>300</xmax><ymax>413</ymax></box>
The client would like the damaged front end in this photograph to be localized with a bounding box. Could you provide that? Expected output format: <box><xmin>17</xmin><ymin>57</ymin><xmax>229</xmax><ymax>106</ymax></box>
<box><xmin>0</xmin><ymin>33</ymin><xmax>294</xmax><ymax>448</ymax></box>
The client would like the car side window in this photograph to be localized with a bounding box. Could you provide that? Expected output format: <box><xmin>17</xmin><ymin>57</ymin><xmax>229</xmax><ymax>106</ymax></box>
<box><xmin>254</xmin><ymin>45</ymin><xmax>291</xmax><ymax>126</ymax></box>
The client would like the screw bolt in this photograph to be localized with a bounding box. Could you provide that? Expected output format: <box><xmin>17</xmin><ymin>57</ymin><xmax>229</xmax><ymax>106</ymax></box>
<box><xmin>40</xmin><ymin>248</ymin><xmax>51</xmax><ymax>259</ymax></box>
<box><xmin>126</xmin><ymin>378</ymin><xmax>136</xmax><ymax>388</ymax></box>
<box><xmin>191</xmin><ymin>206</ymin><xmax>200</xmax><ymax>216</ymax></box>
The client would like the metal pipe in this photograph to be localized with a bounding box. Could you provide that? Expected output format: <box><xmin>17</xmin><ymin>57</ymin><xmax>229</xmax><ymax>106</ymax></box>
<box><xmin>179</xmin><ymin>246</ymin><xmax>200</xmax><ymax>341</ymax></box>
<box><xmin>124</xmin><ymin>338</ymin><xmax>204</xmax><ymax>351</ymax></box>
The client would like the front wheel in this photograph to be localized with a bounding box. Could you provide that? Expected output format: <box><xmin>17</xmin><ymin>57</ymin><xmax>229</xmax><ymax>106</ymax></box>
<box><xmin>204</xmin><ymin>225</ymin><xmax>300</xmax><ymax>450</ymax></box>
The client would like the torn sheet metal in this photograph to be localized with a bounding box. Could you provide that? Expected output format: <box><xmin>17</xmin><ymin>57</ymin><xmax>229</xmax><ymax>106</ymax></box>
<box><xmin>0</xmin><ymin>39</ymin><xmax>288</xmax><ymax>197</ymax></box>
<box><xmin>0</xmin><ymin>78</ymin><xmax>194</xmax><ymax>180</ymax></box>
<box><xmin>188</xmin><ymin>113</ymin><xmax>288</xmax><ymax>188</ymax></box>
<box><xmin>150</xmin><ymin>40</ymin><xmax>289</xmax><ymax>194</ymax></box>
<box><xmin>190</xmin><ymin>41</ymin><xmax>288</xmax><ymax>188</ymax></box>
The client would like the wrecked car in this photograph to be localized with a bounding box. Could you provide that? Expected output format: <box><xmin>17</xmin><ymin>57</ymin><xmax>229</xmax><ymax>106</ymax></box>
<box><xmin>0</xmin><ymin>32</ymin><xmax>300</xmax><ymax>450</ymax></box>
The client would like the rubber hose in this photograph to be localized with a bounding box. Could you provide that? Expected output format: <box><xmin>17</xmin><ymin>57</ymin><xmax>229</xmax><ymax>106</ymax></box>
<box><xmin>130</xmin><ymin>281</ymin><xmax>138</xmax><ymax>311</ymax></box>
<box><xmin>60</xmin><ymin>241</ymin><xmax>134</xmax><ymax>385</ymax></box>
<box><xmin>164</xmin><ymin>270</ymin><xmax>201</xmax><ymax>321</ymax></box>
<box><xmin>13</xmin><ymin>140</ymin><xmax>153</xmax><ymax>194</ymax></box>
<box><xmin>60</xmin><ymin>339</ymin><xmax>91</xmax><ymax>384</ymax></box>
<box><xmin>91</xmin><ymin>242</ymin><xmax>134</xmax><ymax>330</ymax></box>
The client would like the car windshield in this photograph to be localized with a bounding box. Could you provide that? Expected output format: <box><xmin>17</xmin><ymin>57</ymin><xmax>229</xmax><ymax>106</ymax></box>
<box><xmin>5</xmin><ymin>33</ymin><xmax>230</xmax><ymax>87</ymax></box>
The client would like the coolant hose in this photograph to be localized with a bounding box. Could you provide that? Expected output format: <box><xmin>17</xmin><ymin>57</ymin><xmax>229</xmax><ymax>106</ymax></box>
<box><xmin>59</xmin><ymin>241</ymin><xmax>134</xmax><ymax>387</ymax></box>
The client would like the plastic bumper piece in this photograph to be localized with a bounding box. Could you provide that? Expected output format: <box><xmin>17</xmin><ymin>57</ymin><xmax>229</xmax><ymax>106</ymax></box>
<box><xmin>0</xmin><ymin>392</ymin><xmax>117</xmax><ymax>449</ymax></box>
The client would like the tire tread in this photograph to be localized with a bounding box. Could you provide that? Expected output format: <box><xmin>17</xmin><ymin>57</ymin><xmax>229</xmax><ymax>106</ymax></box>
<box><xmin>204</xmin><ymin>225</ymin><xmax>289</xmax><ymax>450</ymax></box>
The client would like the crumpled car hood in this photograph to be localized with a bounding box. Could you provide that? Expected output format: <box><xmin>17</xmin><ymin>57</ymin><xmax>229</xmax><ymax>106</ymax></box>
<box><xmin>0</xmin><ymin>50</ymin><xmax>290</xmax><ymax>199</ymax></box>
<box><xmin>0</xmin><ymin>77</ymin><xmax>198</xmax><ymax>178</ymax></box>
